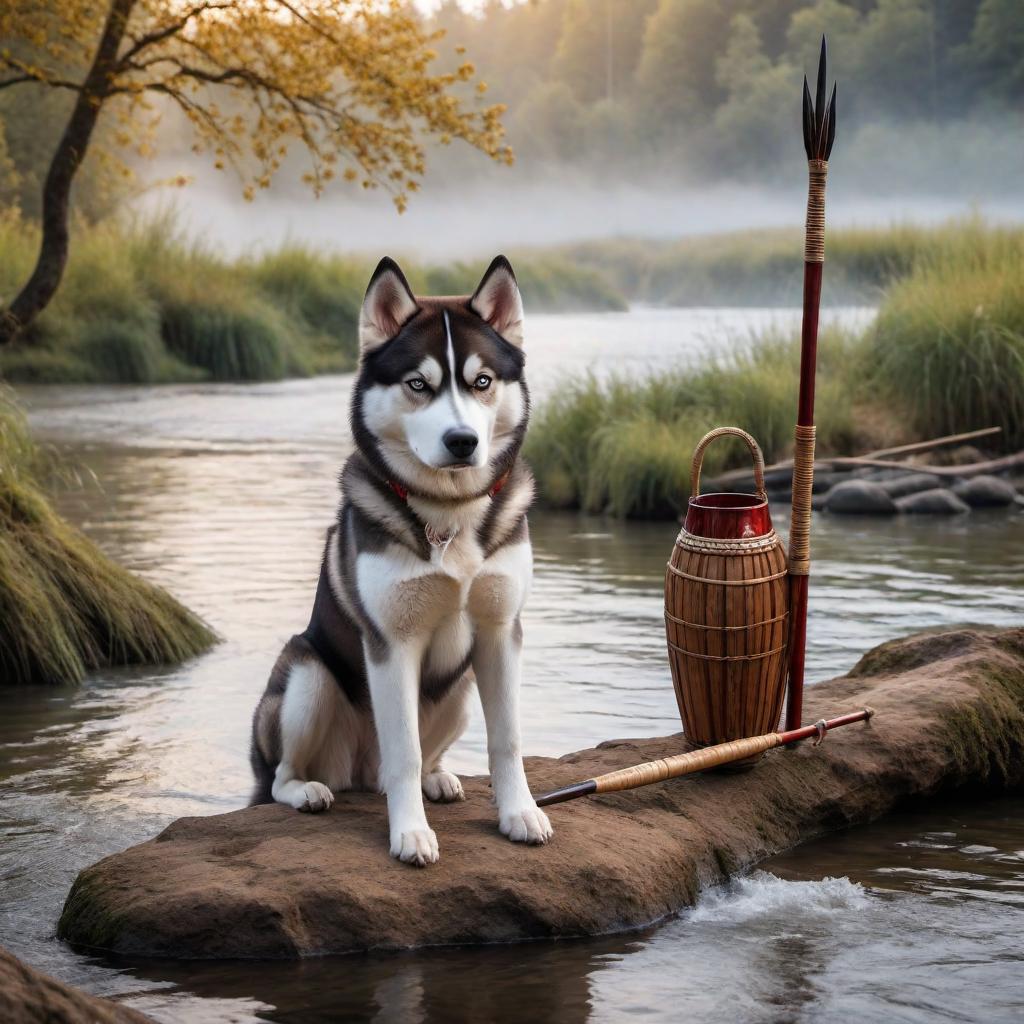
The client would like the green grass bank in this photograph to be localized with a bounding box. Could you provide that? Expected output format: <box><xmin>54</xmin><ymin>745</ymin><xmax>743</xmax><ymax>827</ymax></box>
<box><xmin>545</xmin><ymin>218</ymin><xmax>1024</xmax><ymax>307</ymax></box>
<box><xmin>527</xmin><ymin>224</ymin><xmax>1024</xmax><ymax>518</ymax></box>
<box><xmin>0</xmin><ymin>211</ymin><xmax>627</xmax><ymax>385</ymax></box>
<box><xmin>0</xmin><ymin>391</ymin><xmax>216</xmax><ymax>684</ymax></box>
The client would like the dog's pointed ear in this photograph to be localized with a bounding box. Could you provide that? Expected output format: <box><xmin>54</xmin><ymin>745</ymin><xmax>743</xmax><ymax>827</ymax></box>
<box><xmin>469</xmin><ymin>255</ymin><xmax>524</xmax><ymax>348</ymax></box>
<box><xmin>359</xmin><ymin>257</ymin><xmax>419</xmax><ymax>355</ymax></box>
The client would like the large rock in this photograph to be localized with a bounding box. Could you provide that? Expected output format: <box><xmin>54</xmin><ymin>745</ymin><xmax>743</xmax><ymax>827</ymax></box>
<box><xmin>58</xmin><ymin>628</ymin><xmax>1024</xmax><ymax>961</ymax></box>
<box><xmin>822</xmin><ymin>479</ymin><xmax>898</xmax><ymax>514</ymax></box>
<box><xmin>0</xmin><ymin>947</ymin><xmax>151</xmax><ymax>1023</ymax></box>
<box><xmin>878</xmin><ymin>472</ymin><xmax>943</xmax><ymax>498</ymax></box>
<box><xmin>953</xmin><ymin>475</ymin><xmax>1018</xmax><ymax>508</ymax></box>
<box><xmin>896</xmin><ymin>488</ymin><xmax>971</xmax><ymax>515</ymax></box>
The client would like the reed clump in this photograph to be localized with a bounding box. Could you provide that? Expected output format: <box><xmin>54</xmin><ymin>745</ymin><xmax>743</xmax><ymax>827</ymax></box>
<box><xmin>527</xmin><ymin>329</ymin><xmax>870</xmax><ymax>519</ymax></box>
<box><xmin>0</xmin><ymin>391</ymin><xmax>216</xmax><ymax>685</ymax></box>
<box><xmin>866</xmin><ymin>230</ymin><xmax>1024</xmax><ymax>449</ymax></box>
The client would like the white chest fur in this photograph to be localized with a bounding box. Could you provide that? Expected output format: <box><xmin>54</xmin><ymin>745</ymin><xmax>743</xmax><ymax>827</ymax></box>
<box><xmin>355</xmin><ymin>534</ymin><xmax>532</xmax><ymax>657</ymax></box>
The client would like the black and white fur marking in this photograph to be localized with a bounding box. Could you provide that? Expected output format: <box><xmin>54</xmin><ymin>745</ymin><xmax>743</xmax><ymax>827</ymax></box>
<box><xmin>250</xmin><ymin>255</ymin><xmax>552</xmax><ymax>865</ymax></box>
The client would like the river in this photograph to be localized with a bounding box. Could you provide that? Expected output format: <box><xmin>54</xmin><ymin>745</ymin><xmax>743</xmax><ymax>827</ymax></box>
<box><xmin>1</xmin><ymin>307</ymin><xmax>1022</xmax><ymax>1022</ymax></box>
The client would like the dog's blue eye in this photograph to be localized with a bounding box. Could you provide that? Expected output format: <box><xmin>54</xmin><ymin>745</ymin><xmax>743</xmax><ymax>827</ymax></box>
<box><xmin>474</xmin><ymin>374</ymin><xmax>492</xmax><ymax>391</ymax></box>
<box><xmin>407</xmin><ymin>378</ymin><xmax>426</xmax><ymax>392</ymax></box>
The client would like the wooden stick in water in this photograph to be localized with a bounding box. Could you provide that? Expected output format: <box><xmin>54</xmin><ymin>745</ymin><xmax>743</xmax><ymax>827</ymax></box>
<box><xmin>534</xmin><ymin>708</ymin><xmax>874</xmax><ymax>807</ymax></box>
<box><xmin>709</xmin><ymin>426</ymin><xmax>1003</xmax><ymax>485</ymax></box>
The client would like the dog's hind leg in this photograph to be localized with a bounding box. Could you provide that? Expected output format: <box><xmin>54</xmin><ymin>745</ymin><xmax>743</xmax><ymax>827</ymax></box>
<box><xmin>272</xmin><ymin>658</ymin><xmax>338</xmax><ymax>813</ymax></box>
<box><xmin>420</xmin><ymin>675</ymin><xmax>471</xmax><ymax>803</ymax></box>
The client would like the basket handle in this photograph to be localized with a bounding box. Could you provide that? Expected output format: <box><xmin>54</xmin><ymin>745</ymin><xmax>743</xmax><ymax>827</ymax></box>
<box><xmin>690</xmin><ymin>427</ymin><xmax>767</xmax><ymax>500</ymax></box>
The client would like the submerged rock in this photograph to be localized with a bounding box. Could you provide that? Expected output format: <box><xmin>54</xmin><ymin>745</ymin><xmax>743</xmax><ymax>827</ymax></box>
<box><xmin>822</xmin><ymin>480</ymin><xmax>898</xmax><ymax>514</ymax></box>
<box><xmin>0</xmin><ymin>947</ymin><xmax>151</xmax><ymax>1023</ymax></box>
<box><xmin>896</xmin><ymin>488</ymin><xmax>971</xmax><ymax>515</ymax></box>
<box><xmin>58</xmin><ymin>628</ymin><xmax>1024</xmax><ymax>960</ymax></box>
<box><xmin>953</xmin><ymin>475</ymin><xmax>1018</xmax><ymax>508</ymax></box>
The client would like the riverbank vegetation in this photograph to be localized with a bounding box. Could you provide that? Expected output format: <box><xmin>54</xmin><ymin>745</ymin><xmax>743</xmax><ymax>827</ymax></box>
<box><xmin>0</xmin><ymin>391</ymin><xmax>216</xmax><ymax>684</ymax></box>
<box><xmin>527</xmin><ymin>225</ymin><xmax>1024</xmax><ymax>517</ymax></box>
<box><xmin>0</xmin><ymin>211</ymin><xmax>626</xmax><ymax>384</ymax></box>
<box><xmin>543</xmin><ymin>219</ymin><xmax>1024</xmax><ymax>307</ymax></box>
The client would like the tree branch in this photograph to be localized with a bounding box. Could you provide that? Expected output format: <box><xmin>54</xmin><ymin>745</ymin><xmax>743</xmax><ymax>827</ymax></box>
<box><xmin>116</xmin><ymin>1</ymin><xmax>233</xmax><ymax>69</ymax></box>
<box><xmin>0</xmin><ymin>56</ymin><xmax>82</xmax><ymax>92</ymax></box>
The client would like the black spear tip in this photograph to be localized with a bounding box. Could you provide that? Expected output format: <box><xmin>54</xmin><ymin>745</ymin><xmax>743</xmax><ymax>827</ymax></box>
<box><xmin>534</xmin><ymin>779</ymin><xmax>597</xmax><ymax>807</ymax></box>
<box><xmin>802</xmin><ymin>34</ymin><xmax>838</xmax><ymax>161</ymax></box>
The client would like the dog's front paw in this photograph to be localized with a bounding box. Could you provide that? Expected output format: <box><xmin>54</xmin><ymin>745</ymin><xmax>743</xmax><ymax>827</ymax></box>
<box><xmin>391</xmin><ymin>827</ymin><xmax>440</xmax><ymax>866</ymax></box>
<box><xmin>499</xmin><ymin>804</ymin><xmax>553</xmax><ymax>845</ymax></box>
<box><xmin>422</xmin><ymin>770</ymin><xmax>465</xmax><ymax>803</ymax></box>
<box><xmin>297</xmin><ymin>781</ymin><xmax>334</xmax><ymax>813</ymax></box>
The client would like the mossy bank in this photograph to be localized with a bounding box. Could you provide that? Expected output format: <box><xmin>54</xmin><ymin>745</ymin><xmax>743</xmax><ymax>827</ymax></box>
<box><xmin>0</xmin><ymin>392</ymin><xmax>215</xmax><ymax>685</ymax></box>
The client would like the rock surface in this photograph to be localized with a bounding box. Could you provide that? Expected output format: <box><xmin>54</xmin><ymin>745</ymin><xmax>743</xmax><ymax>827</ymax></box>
<box><xmin>58</xmin><ymin>628</ymin><xmax>1024</xmax><ymax>960</ymax></box>
<box><xmin>896</xmin><ymin>488</ymin><xmax>971</xmax><ymax>515</ymax></box>
<box><xmin>878</xmin><ymin>472</ymin><xmax>943</xmax><ymax>498</ymax></box>
<box><xmin>953</xmin><ymin>474</ymin><xmax>1019</xmax><ymax>508</ymax></box>
<box><xmin>0</xmin><ymin>947</ymin><xmax>151</xmax><ymax>1023</ymax></box>
<box><xmin>822</xmin><ymin>479</ymin><xmax>898</xmax><ymax>514</ymax></box>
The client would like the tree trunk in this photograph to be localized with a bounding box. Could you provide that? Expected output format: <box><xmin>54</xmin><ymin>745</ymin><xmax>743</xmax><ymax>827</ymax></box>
<box><xmin>0</xmin><ymin>0</ymin><xmax>136</xmax><ymax>346</ymax></box>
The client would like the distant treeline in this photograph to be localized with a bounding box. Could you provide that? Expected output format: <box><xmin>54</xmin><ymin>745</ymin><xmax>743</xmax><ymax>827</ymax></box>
<box><xmin>2</xmin><ymin>0</ymin><xmax>1020</xmax><ymax>227</ymax></box>
<box><xmin>431</xmin><ymin>0</ymin><xmax>1024</xmax><ymax>188</ymax></box>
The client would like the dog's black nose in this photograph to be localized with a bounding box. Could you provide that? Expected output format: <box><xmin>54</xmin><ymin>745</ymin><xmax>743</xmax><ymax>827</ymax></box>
<box><xmin>443</xmin><ymin>428</ymin><xmax>478</xmax><ymax>460</ymax></box>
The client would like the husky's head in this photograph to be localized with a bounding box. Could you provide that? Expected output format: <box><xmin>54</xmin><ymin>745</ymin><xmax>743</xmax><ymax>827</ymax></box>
<box><xmin>351</xmin><ymin>255</ymin><xmax>529</xmax><ymax>501</ymax></box>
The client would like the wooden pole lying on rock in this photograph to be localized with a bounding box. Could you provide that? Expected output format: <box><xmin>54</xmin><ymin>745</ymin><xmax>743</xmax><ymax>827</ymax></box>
<box><xmin>535</xmin><ymin>708</ymin><xmax>874</xmax><ymax>807</ymax></box>
<box><xmin>786</xmin><ymin>37</ymin><xmax>837</xmax><ymax>732</ymax></box>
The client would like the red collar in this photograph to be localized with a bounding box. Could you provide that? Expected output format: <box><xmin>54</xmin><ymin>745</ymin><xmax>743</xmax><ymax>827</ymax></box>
<box><xmin>388</xmin><ymin>471</ymin><xmax>509</xmax><ymax>503</ymax></box>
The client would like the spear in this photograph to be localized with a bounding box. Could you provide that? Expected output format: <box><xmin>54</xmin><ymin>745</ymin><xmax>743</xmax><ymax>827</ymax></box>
<box><xmin>786</xmin><ymin>38</ymin><xmax>837</xmax><ymax>732</ymax></box>
<box><xmin>535</xmin><ymin>709</ymin><xmax>873</xmax><ymax>807</ymax></box>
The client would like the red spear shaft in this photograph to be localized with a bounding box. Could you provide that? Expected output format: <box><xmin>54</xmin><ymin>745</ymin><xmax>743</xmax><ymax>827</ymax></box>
<box><xmin>786</xmin><ymin>38</ymin><xmax>837</xmax><ymax>732</ymax></box>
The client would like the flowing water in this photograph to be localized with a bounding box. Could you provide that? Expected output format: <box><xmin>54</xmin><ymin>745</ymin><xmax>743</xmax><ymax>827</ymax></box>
<box><xmin>1</xmin><ymin>307</ymin><xmax>1022</xmax><ymax>1022</ymax></box>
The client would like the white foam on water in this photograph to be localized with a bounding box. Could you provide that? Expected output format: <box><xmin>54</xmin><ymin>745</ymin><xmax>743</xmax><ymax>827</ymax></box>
<box><xmin>685</xmin><ymin>870</ymin><xmax>869</xmax><ymax>925</ymax></box>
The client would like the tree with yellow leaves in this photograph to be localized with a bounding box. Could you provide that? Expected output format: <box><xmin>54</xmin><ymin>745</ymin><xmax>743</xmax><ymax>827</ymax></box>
<box><xmin>0</xmin><ymin>0</ymin><xmax>510</xmax><ymax>346</ymax></box>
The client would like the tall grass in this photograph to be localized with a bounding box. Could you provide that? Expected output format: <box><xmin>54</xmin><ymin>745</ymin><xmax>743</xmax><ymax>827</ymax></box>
<box><xmin>527</xmin><ymin>329</ymin><xmax>870</xmax><ymax>518</ymax></box>
<box><xmin>0</xmin><ymin>210</ymin><xmax>628</xmax><ymax>385</ymax></box>
<box><xmin>866</xmin><ymin>229</ymin><xmax>1024</xmax><ymax>449</ymax></box>
<box><xmin>0</xmin><ymin>389</ymin><xmax>216</xmax><ymax>684</ymax></box>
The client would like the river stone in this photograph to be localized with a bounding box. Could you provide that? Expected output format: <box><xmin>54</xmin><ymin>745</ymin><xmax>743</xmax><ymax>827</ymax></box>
<box><xmin>57</xmin><ymin>628</ymin><xmax>1024</xmax><ymax>960</ymax></box>
<box><xmin>952</xmin><ymin>475</ymin><xmax>1018</xmax><ymax>508</ymax></box>
<box><xmin>878</xmin><ymin>473</ymin><xmax>943</xmax><ymax>498</ymax></box>
<box><xmin>822</xmin><ymin>480</ymin><xmax>898</xmax><ymax>514</ymax></box>
<box><xmin>812</xmin><ymin>470</ymin><xmax>848</xmax><ymax>494</ymax></box>
<box><xmin>896</xmin><ymin>488</ymin><xmax>971</xmax><ymax>515</ymax></box>
<box><xmin>0</xmin><ymin>947</ymin><xmax>152</xmax><ymax>1023</ymax></box>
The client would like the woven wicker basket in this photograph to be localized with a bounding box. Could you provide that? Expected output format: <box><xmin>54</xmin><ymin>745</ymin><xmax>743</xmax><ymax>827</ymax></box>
<box><xmin>664</xmin><ymin>427</ymin><xmax>789</xmax><ymax>753</ymax></box>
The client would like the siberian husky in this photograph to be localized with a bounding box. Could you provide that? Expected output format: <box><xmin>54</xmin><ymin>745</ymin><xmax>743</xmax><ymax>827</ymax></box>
<box><xmin>249</xmin><ymin>255</ymin><xmax>552</xmax><ymax>865</ymax></box>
